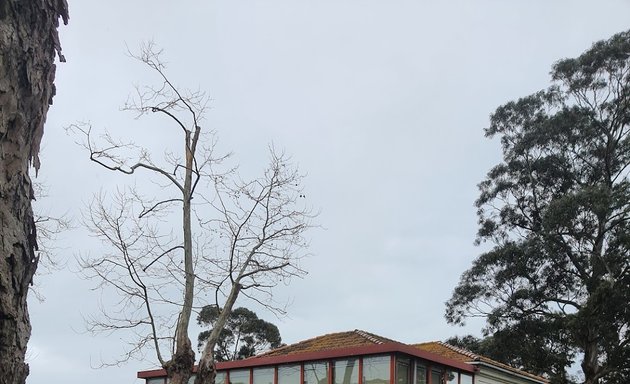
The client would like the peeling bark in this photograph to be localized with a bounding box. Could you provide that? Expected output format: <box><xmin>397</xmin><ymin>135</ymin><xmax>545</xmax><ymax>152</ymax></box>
<box><xmin>162</xmin><ymin>128</ymin><xmax>200</xmax><ymax>384</ymax></box>
<box><xmin>0</xmin><ymin>1</ymin><xmax>68</xmax><ymax>383</ymax></box>
<box><xmin>195</xmin><ymin>349</ymin><xmax>217</xmax><ymax>384</ymax></box>
<box><xmin>163</xmin><ymin>338</ymin><xmax>195</xmax><ymax>384</ymax></box>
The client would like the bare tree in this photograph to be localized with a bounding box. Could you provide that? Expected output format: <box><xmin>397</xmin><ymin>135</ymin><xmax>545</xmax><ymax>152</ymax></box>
<box><xmin>31</xmin><ymin>182</ymin><xmax>72</xmax><ymax>302</ymax></box>
<box><xmin>70</xmin><ymin>43</ymin><xmax>313</xmax><ymax>384</ymax></box>
<box><xmin>0</xmin><ymin>2</ymin><xmax>68</xmax><ymax>384</ymax></box>
<box><xmin>194</xmin><ymin>147</ymin><xmax>311</xmax><ymax>384</ymax></box>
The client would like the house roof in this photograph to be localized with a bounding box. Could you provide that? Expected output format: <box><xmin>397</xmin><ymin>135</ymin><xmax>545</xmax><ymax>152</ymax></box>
<box><xmin>137</xmin><ymin>330</ymin><xmax>545</xmax><ymax>383</ymax></box>
<box><xmin>254</xmin><ymin>329</ymin><xmax>398</xmax><ymax>357</ymax></box>
<box><xmin>138</xmin><ymin>330</ymin><xmax>475</xmax><ymax>378</ymax></box>
<box><xmin>412</xmin><ymin>342</ymin><xmax>548</xmax><ymax>384</ymax></box>
<box><xmin>216</xmin><ymin>330</ymin><xmax>474</xmax><ymax>372</ymax></box>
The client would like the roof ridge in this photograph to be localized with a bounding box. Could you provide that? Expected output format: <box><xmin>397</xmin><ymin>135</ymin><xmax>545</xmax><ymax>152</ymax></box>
<box><xmin>253</xmin><ymin>341</ymin><xmax>293</xmax><ymax>358</ymax></box>
<box><xmin>252</xmin><ymin>330</ymin><xmax>364</xmax><ymax>359</ymax></box>
<box><xmin>353</xmin><ymin>329</ymin><xmax>385</xmax><ymax>345</ymax></box>
<box><xmin>436</xmin><ymin>341</ymin><xmax>479</xmax><ymax>360</ymax></box>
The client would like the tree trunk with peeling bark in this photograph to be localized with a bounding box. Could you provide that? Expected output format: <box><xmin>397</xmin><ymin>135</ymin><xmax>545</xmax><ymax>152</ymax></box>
<box><xmin>0</xmin><ymin>1</ymin><xmax>67</xmax><ymax>383</ymax></box>
<box><xmin>163</xmin><ymin>128</ymin><xmax>200</xmax><ymax>384</ymax></box>
<box><xmin>195</xmin><ymin>283</ymin><xmax>241</xmax><ymax>384</ymax></box>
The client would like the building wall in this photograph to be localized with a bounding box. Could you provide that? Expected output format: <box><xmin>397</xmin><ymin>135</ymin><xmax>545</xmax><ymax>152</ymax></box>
<box><xmin>475</xmin><ymin>367</ymin><xmax>543</xmax><ymax>384</ymax></box>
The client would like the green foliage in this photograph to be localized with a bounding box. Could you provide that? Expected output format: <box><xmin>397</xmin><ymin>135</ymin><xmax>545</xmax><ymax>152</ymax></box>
<box><xmin>197</xmin><ymin>307</ymin><xmax>282</xmax><ymax>362</ymax></box>
<box><xmin>446</xmin><ymin>330</ymin><xmax>575</xmax><ymax>384</ymax></box>
<box><xmin>446</xmin><ymin>30</ymin><xmax>630</xmax><ymax>384</ymax></box>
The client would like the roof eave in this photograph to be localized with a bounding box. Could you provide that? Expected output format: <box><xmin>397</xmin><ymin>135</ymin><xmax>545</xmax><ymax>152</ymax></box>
<box><xmin>222</xmin><ymin>342</ymin><xmax>475</xmax><ymax>372</ymax></box>
<box><xmin>138</xmin><ymin>343</ymin><xmax>476</xmax><ymax>378</ymax></box>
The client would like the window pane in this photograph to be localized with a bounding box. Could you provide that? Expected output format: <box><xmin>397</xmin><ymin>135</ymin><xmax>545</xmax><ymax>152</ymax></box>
<box><xmin>304</xmin><ymin>362</ymin><xmax>328</xmax><ymax>384</ymax></box>
<box><xmin>230</xmin><ymin>369</ymin><xmax>251</xmax><ymax>384</ymax></box>
<box><xmin>460</xmin><ymin>374</ymin><xmax>473</xmax><ymax>384</ymax></box>
<box><xmin>334</xmin><ymin>359</ymin><xmax>359</xmax><ymax>384</ymax></box>
<box><xmin>279</xmin><ymin>365</ymin><xmax>301</xmax><ymax>384</ymax></box>
<box><xmin>217</xmin><ymin>372</ymin><xmax>227</xmax><ymax>384</ymax></box>
<box><xmin>148</xmin><ymin>378</ymin><xmax>165</xmax><ymax>384</ymax></box>
<box><xmin>430</xmin><ymin>371</ymin><xmax>442</xmax><ymax>384</ymax></box>
<box><xmin>395</xmin><ymin>358</ymin><xmax>410</xmax><ymax>384</ymax></box>
<box><xmin>254</xmin><ymin>368</ymin><xmax>275</xmax><ymax>384</ymax></box>
<box><xmin>415</xmin><ymin>364</ymin><xmax>426</xmax><ymax>384</ymax></box>
<box><xmin>445</xmin><ymin>372</ymin><xmax>456</xmax><ymax>384</ymax></box>
<box><xmin>363</xmin><ymin>356</ymin><xmax>390</xmax><ymax>384</ymax></box>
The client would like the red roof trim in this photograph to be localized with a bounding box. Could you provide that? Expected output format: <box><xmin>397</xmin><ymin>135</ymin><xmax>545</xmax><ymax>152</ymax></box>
<box><xmin>138</xmin><ymin>368</ymin><xmax>168</xmax><ymax>378</ymax></box>
<box><xmin>137</xmin><ymin>343</ymin><xmax>475</xmax><ymax>378</ymax></box>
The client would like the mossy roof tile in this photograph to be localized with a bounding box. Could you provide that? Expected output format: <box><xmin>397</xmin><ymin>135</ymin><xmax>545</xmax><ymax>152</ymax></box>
<box><xmin>412</xmin><ymin>342</ymin><xmax>548</xmax><ymax>384</ymax></box>
<box><xmin>255</xmin><ymin>330</ymin><xmax>397</xmax><ymax>358</ymax></box>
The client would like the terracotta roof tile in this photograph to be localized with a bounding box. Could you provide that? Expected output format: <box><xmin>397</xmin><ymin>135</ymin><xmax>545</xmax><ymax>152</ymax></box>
<box><xmin>247</xmin><ymin>330</ymin><xmax>547</xmax><ymax>384</ymax></box>
<box><xmin>411</xmin><ymin>342</ymin><xmax>475</xmax><ymax>363</ymax></box>
<box><xmin>138</xmin><ymin>329</ymin><xmax>550</xmax><ymax>382</ymax></box>
<box><xmin>254</xmin><ymin>330</ymin><xmax>398</xmax><ymax>358</ymax></box>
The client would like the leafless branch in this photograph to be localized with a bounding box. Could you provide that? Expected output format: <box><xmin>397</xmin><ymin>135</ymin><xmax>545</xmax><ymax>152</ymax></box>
<box><xmin>72</xmin><ymin>43</ymin><xmax>316</xmax><ymax>384</ymax></box>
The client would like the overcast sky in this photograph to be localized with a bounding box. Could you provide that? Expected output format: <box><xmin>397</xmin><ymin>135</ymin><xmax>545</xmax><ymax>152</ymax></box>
<box><xmin>27</xmin><ymin>2</ymin><xmax>630</xmax><ymax>384</ymax></box>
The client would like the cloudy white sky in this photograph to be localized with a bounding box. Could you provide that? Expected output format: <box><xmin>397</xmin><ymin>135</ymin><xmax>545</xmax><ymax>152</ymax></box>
<box><xmin>27</xmin><ymin>1</ymin><xmax>630</xmax><ymax>384</ymax></box>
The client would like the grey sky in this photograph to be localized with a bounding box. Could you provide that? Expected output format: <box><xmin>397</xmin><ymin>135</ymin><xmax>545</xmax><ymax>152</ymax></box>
<box><xmin>28</xmin><ymin>2</ymin><xmax>630</xmax><ymax>384</ymax></box>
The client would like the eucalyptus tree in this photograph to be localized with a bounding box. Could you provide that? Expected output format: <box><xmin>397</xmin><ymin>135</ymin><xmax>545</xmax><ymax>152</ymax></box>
<box><xmin>198</xmin><ymin>306</ymin><xmax>282</xmax><ymax>362</ymax></box>
<box><xmin>72</xmin><ymin>44</ymin><xmax>313</xmax><ymax>384</ymax></box>
<box><xmin>0</xmin><ymin>2</ymin><xmax>68</xmax><ymax>384</ymax></box>
<box><xmin>445</xmin><ymin>332</ymin><xmax>573</xmax><ymax>383</ymax></box>
<box><xmin>446</xmin><ymin>30</ymin><xmax>630</xmax><ymax>384</ymax></box>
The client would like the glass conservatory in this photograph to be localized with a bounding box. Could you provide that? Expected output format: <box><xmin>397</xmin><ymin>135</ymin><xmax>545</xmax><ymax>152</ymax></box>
<box><xmin>138</xmin><ymin>330</ymin><xmax>548</xmax><ymax>384</ymax></box>
<box><xmin>139</xmin><ymin>339</ymin><xmax>475</xmax><ymax>384</ymax></box>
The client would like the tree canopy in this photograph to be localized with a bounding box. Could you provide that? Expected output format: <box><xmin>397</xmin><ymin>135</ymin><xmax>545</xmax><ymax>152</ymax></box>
<box><xmin>445</xmin><ymin>30</ymin><xmax>630</xmax><ymax>384</ymax></box>
<box><xmin>197</xmin><ymin>307</ymin><xmax>282</xmax><ymax>362</ymax></box>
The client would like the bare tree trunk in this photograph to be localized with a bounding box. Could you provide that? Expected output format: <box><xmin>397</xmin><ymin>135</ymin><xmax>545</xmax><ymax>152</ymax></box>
<box><xmin>195</xmin><ymin>349</ymin><xmax>217</xmax><ymax>384</ymax></box>
<box><xmin>163</xmin><ymin>127</ymin><xmax>200</xmax><ymax>384</ymax></box>
<box><xmin>0</xmin><ymin>1</ymin><xmax>68</xmax><ymax>384</ymax></box>
<box><xmin>195</xmin><ymin>283</ymin><xmax>242</xmax><ymax>384</ymax></box>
